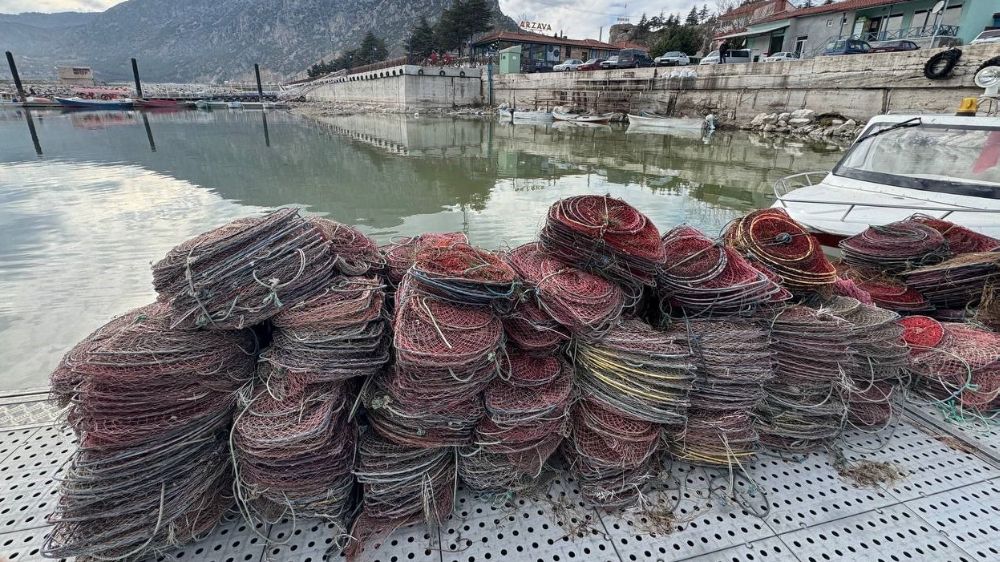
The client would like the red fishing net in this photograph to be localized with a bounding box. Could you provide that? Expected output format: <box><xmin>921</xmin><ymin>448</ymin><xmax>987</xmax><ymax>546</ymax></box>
<box><xmin>908</xmin><ymin>322</ymin><xmax>1000</xmax><ymax>411</ymax></box>
<box><xmin>839</xmin><ymin>219</ymin><xmax>951</xmax><ymax>273</ymax></box>
<box><xmin>44</xmin><ymin>303</ymin><xmax>255</xmax><ymax>561</ymax></box>
<box><xmin>658</xmin><ymin>226</ymin><xmax>787</xmax><ymax>317</ymax></box>
<box><xmin>308</xmin><ymin>217</ymin><xmax>385</xmax><ymax>276</ymax></box>
<box><xmin>724</xmin><ymin>208</ymin><xmax>837</xmax><ymax>293</ymax></box>
<box><xmin>839</xmin><ymin>267</ymin><xmax>933</xmax><ymax>313</ymax></box>
<box><xmin>152</xmin><ymin>208</ymin><xmax>336</xmax><ymax>330</ymax></box>
<box><xmin>381</xmin><ymin>232</ymin><xmax>469</xmax><ymax>287</ymax></box>
<box><xmin>410</xmin><ymin>242</ymin><xmax>518</xmax><ymax>307</ymax></box>
<box><xmin>233</xmin><ymin>367</ymin><xmax>355</xmax><ymax>531</ymax></box>
<box><xmin>540</xmin><ymin>195</ymin><xmax>665</xmax><ymax>287</ymax></box>
<box><xmin>503</xmin><ymin>298</ymin><xmax>569</xmax><ymax>354</ymax></box>
<box><xmin>910</xmin><ymin>214</ymin><xmax>1000</xmax><ymax>254</ymax></box>
<box><xmin>507</xmin><ymin>242</ymin><xmax>625</xmax><ymax>341</ymax></box>
<box><xmin>901</xmin><ymin>252</ymin><xmax>1000</xmax><ymax>309</ymax></box>
<box><xmin>830</xmin><ymin>277</ymin><xmax>874</xmax><ymax>305</ymax></box>
<box><xmin>262</xmin><ymin>275</ymin><xmax>391</xmax><ymax>381</ymax></box>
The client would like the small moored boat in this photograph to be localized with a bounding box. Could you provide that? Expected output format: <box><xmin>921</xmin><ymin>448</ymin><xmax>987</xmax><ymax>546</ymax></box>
<box><xmin>55</xmin><ymin>97</ymin><xmax>134</xmax><ymax>110</ymax></box>
<box><xmin>132</xmin><ymin>99</ymin><xmax>182</xmax><ymax>109</ymax></box>
<box><xmin>627</xmin><ymin>113</ymin><xmax>705</xmax><ymax>129</ymax></box>
<box><xmin>773</xmin><ymin>114</ymin><xmax>1000</xmax><ymax>243</ymax></box>
<box><xmin>553</xmin><ymin>110</ymin><xmax>615</xmax><ymax>124</ymax></box>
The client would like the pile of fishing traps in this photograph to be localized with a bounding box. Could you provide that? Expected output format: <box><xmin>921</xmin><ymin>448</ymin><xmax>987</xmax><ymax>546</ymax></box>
<box><xmin>151</xmin><ymin>208</ymin><xmax>335</xmax><ymax>329</ymax></box>
<box><xmin>540</xmin><ymin>194</ymin><xmax>665</xmax><ymax>288</ymax></box>
<box><xmin>657</xmin><ymin>225</ymin><xmax>787</xmax><ymax>317</ymax></box>
<box><xmin>47</xmin><ymin>201</ymin><xmax>1000</xmax><ymax>560</ymax></box>
<box><xmin>839</xmin><ymin>219</ymin><xmax>951</xmax><ymax>273</ymax></box>
<box><xmin>667</xmin><ymin>319</ymin><xmax>774</xmax><ymax>466</ymax></box>
<box><xmin>725</xmin><ymin>208</ymin><xmax>838</xmax><ymax>293</ymax></box>
<box><xmin>820</xmin><ymin>296</ymin><xmax>908</xmax><ymax>429</ymax></box>
<box><xmin>904</xmin><ymin>316</ymin><xmax>1000</xmax><ymax>412</ymax></box>
<box><xmin>756</xmin><ymin>305</ymin><xmax>851</xmax><ymax>453</ymax></box>
<box><xmin>45</xmin><ymin>303</ymin><xmax>255</xmax><ymax>560</ymax></box>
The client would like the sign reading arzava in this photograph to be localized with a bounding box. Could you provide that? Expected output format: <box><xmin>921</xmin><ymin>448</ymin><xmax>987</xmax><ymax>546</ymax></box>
<box><xmin>519</xmin><ymin>21</ymin><xmax>553</xmax><ymax>31</ymax></box>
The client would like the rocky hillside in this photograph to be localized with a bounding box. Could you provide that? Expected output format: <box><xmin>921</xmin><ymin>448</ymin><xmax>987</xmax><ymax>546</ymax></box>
<box><xmin>1</xmin><ymin>0</ymin><xmax>511</xmax><ymax>83</ymax></box>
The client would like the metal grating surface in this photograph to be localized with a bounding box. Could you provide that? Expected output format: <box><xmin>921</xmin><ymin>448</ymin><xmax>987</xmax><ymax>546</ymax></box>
<box><xmin>904</xmin><ymin>400</ymin><xmax>1000</xmax><ymax>468</ymax></box>
<box><xmin>1</xmin><ymin>408</ymin><xmax>999</xmax><ymax>562</ymax></box>
<box><xmin>0</xmin><ymin>390</ymin><xmax>60</xmax><ymax>431</ymax></box>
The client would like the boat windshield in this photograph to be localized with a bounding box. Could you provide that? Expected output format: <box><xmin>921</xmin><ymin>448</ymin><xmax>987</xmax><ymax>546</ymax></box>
<box><xmin>833</xmin><ymin>123</ymin><xmax>1000</xmax><ymax>198</ymax></box>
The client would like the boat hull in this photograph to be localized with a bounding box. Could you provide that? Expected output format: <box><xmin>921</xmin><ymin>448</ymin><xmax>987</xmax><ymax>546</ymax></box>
<box><xmin>55</xmin><ymin>97</ymin><xmax>133</xmax><ymax>110</ymax></box>
<box><xmin>627</xmin><ymin>114</ymin><xmax>704</xmax><ymax>129</ymax></box>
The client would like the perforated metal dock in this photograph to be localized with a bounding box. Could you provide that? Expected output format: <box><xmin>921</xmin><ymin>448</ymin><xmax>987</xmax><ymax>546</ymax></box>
<box><xmin>2</xmin><ymin>389</ymin><xmax>998</xmax><ymax>562</ymax></box>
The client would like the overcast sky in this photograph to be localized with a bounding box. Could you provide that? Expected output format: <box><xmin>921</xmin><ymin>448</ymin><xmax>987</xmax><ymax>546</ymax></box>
<box><xmin>0</xmin><ymin>0</ymin><xmax>710</xmax><ymax>40</ymax></box>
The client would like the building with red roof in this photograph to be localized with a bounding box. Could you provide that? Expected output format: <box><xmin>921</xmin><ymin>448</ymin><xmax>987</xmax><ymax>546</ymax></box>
<box><xmin>471</xmin><ymin>30</ymin><xmax>620</xmax><ymax>67</ymax></box>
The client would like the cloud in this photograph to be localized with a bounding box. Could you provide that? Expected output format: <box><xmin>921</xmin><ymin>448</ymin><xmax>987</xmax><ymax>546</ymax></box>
<box><xmin>0</xmin><ymin>0</ymin><xmax>120</xmax><ymax>14</ymax></box>
<box><xmin>499</xmin><ymin>0</ymin><xmax>706</xmax><ymax>41</ymax></box>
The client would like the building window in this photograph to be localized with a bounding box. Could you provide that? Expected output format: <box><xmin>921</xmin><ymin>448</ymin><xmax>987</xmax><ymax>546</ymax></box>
<box><xmin>794</xmin><ymin>35</ymin><xmax>808</xmax><ymax>55</ymax></box>
<box><xmin>941</xmin><ymin>4</ymin><xmax>963</xmax><ymax>27</ymax></box>
<box><xmin>827</xmin><ymin>19</ymin><xmax>833</xmax><ymax>27</ymax></box>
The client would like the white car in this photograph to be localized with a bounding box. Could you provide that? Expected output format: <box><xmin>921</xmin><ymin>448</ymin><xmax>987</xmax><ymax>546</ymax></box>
<box><xmin>553</xmin><ymin>59</ymin><xmax>583</xmax><ymax>71</ymax></box>
<box><xmin>764</xmin><ymin>51</ymin><xmax>799</xmax><ymax>62</ymax></box>
<box><xmin>699</xmin><ymin>50</ymin><xmax>720</xmax><ymax>65</ymax></box>
<box><xmin>654</xmin><ymin>51</ymin><xmax>690</xmax><ymax>66</ymax></box>
<box><xmin>971</xmin><ymin>30</ymin><xmax>1000</xmax><ymax>45</ymax></box>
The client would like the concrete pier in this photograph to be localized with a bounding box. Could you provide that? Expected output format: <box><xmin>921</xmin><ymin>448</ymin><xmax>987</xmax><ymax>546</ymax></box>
<box><xmin>306</xmin><ymin>65</ymin><xmax>484</xmax><ymax>109</ymax></box>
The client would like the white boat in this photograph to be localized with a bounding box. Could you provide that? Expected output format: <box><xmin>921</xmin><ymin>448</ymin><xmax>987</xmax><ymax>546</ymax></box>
<box><xmin>773</xmin><ymin>114</ymin><xmax>1000</xmax><ymax>242</ymax></box>
<box><xmin>627</xmin><ymin>113</ymin><xmax>705</xmax><ymax>129</ymax></box>
<box><xmin>500</xmin><ymin>110</ymin><xmax>553</xmax><ymax>122</ymax></box>
<box><xmin>552</xmin><ymin>111</ymin><xmax>615</xmax><ymax>124</ymax></box>
<box><xmin>195</xmin><ymin>100</ymin><xmax>243</xmax><ymax>110</ymax></box>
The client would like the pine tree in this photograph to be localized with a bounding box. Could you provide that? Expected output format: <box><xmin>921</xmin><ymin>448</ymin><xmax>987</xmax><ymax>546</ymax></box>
<box><xmin>357</xmin><ymin>32</ymin><xmax>388</xmax><ymax>66</ymax></box>
<box><xmin>639</xmin><ymin>12</ymin><xmax>649</xmax><ymax>32</ymax></box>
<box><xmin>406</xmin><ymin>17</ymin><xmax>437</xmax><ymax>58</ymax></box>
<box><xmin>699</xmin><ymin>5</ymin><xmax>710</xmax><ymax>22</ymax></box>
<box><xmin>685</xmin><ymin>7</ymin><xmax>700</xmax><ymax>26</ymax></box>
<box><xmin>802</xmin><ymin>0</ymin><xmax>814</xmax><ymax>6</ymax></box>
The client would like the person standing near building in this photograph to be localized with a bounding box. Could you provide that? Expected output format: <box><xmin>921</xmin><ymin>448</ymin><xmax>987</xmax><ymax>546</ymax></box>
<box><xmin>719</xmin><ymin>40</ymin><xmax>730</xmax><ymax>63</ymax></box>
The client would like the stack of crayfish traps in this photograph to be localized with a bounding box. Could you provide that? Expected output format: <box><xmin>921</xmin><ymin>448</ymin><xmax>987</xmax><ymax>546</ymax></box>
<box><xmin>44</xmin><ymin>198</ymin><xmax>1000</xmax><ymax>560</ymax></box>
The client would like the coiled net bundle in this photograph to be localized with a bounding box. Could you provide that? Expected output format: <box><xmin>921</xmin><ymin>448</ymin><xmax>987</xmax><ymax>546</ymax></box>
<box><xmin>657</xmin><ymin>225</ymin><xmax>788</xmax><ymax>317</ymax></box>
<box><xmin>819</xmin><ymin>296</ymin><xmax>908</xmax><ymax>429</ymax></box>
<box><xmin>462</xmin><ymin>355</ymin><xmax>573</xmax><ymax>491</ymax></box>
<box><xmin>380</xmin><ymin>232</ymin><xmax>469</xmax><ymax>287</ymax></box>
<box><xmin>830</xmin><ymin>277</ymin><xmax>874</xmax><ymax>305</ymax></box>
<box><xmin>901</xmin><ymin>252</ymin><xmax>1000</xmax><ymax>309</ymax></box>
<box><xmin>503</xmin><ymin>298</ymin><xmax>569</xmax><ymax>354</ymax></box>
<box><xmin>540</xmin><ymin>195</ymin><xmax>665</xmax><ymax>287</ymax></box>
<box><xmin>233</xmin><ymin>367</ymin><xmax>355</xmax><ymax>534</ymax></box>
<box><xmin>365</xmin><ymin>275</ymin><xmax>501</xmax><ymax>447</ymax></box>
<box><xmin>976</xmin><ymin>281</ymin><xmax>1000</xmax><ymax>331</ymax></box>
<box><xmin>562</xmin><ymin>396</ymin><xmax>659</xmax><ymax>508</ymax></box>
<box><xmin>152</xmin><ymin>208</ymin><xmax>335</xmax><ymax>330</ymax></box>
<box><xmin>905</xmin><ymin>317</ymin><xmax>1000</xmax><ymax>412</ymax></box>
<box><xmin>909</xmin><ymin>214</ymin><xmax>1000</xmax><ymax>254</ymax></box>
<box><xmin>839</xmin><ymin>267</ymin><xmax>932</xmax><ymax>313</ymax></box>
<box><xmin>756</xmin><ymin>305</ymin><xmax>851</xmax><ymax>453</ymax></box>
<box><xmin>308</xmin><ymin>217</ymin><xmax>385</xmax><ymax>276</ymax></box>
<box><xmin>724</xmin><ymin>208</ymin><xmax>837</xmax><ymax>293</ymax></box>
<box><xmin>410</xmin><ymin>242</ymin><xmax>518</xmax><ymax>307</ymax></box>
<box><xmin>666</xmin><ymin>319</ymin><xmax>773</xmax><ymax>466</ymax></box>
<box><xmin>44</xmin><ymin>303</ymin><xmax>255</xmax><ymax>561</ymax></box>
<box><xmin>348</xmin><ymin>430</ymin><xmax>455</xmax><ymax>559</ymax></box>
<box><xmin>261</xmin><ymin>275</ymin><xmax>391</xmax><ymax>380</ymax></box>
<box><xmin>839</xmin><ymin>219</ymin><xmax>952</xmax><ymax>273</ymax></box>
<box><xmin>508</xmin><ymin>242</ymin><xmax>626</xmax><ymax>341</ymax></box>
<box><xmin>575</xmin><ymin>318</ymin><xmax>696</xmax><ymax>425</ymax></box>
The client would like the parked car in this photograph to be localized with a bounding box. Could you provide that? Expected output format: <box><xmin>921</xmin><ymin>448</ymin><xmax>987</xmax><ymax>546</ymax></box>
<box><xmin>654</xmin><ymin>51</ymin><xmax>690</xmax><ymax>66</ymax></box>
<box><xmin>822</xmin><ymin>39</ymin><xmax>872</xmax><ymax>56</ymax></box>
<box><xmin>763</xmin><ymin>51</ymin><xmax>799</xmax><ymax>62</ymax></box>
<box><xmin>699</xmin><ymin>49</ymin><xmax>752</xmax><ymax>65</ymax></box>
<box><xmin>869</xmin><ymin>40</ymin><xmax>919</xmax><ymax>53</ymax></box>
<box><xmin>522</xmin><ymin>59</ymin><xmax>555</xmax><ymax>73</ymax></box>
<box><xmin>553</xmin><ymin>59</ymin><xmax>584</xmax><ymax>71</ymax></box>
<box><xmin>576</xmin><ymin>58</ymin><xmax>605</xmax><ymax>71</ymax></box>
<box><xmin>971</xmin><ymin>29</ymin><xmax>1000</xmax><ymax>45</ymax></box>
<box><xmin>602</xmin><ymin>49</ymin><xmax>654</xmax><ymax>69</ymax></box>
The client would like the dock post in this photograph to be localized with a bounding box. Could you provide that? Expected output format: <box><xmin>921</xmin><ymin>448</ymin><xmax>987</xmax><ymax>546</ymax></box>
<box><xmin>487</xmin><ymin>62</ymin><xmax>494</xmax><ymax>106</ymax></box>
<box><xmin>5</xmin><ymin>51</ymin><xmax>26</xmax><ymax>101</ymax></box>
<box><xmin>131</xmin><ymin>58</ymin><xmax>143</xmax><ymax>98</ymax></box>
<box><xmin>254</xmin><ymin>64</ymin><xmax>264</xmax><ymax>101</ymax></box>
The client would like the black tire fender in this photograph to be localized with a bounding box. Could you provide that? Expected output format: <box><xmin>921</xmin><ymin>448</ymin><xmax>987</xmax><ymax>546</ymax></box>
<box><xmin>417</xmin><ymin>68</ymin><xmax>424</xmax><ymax>75</ymax></box>
<box><xmin>976</xmin><ymin>56</ymin><xmax>1000</xmax><ymax>76</ymax></box>
<box><xmin>459</xmin><ymin>70</ymin><xmax>466</xmax><ymax>77</ymax></box>
<box><xmin>439</xmin><ymin>70</ymin><xmax>446</xmax><ymax>76</ymax></box>
<box><xmin>923</xmin><ymin>48</ymin><xmax>962</xmax><ymax>80</ymax></box>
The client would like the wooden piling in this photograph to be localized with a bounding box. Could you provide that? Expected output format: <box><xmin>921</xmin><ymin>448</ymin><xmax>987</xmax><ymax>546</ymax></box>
<box><xmin>131</xmin><ymin>58</ymin><xmax>143</xmax><ymax>98</ymax></box>
<box><xmin>254</xmin><ymin>64</ymin><xmax>263</xmax><ymax>101</ymax></box>
<box><xmin>5</xmin><ymin>51</ymin><xmax>26</xmax><ymax>101</ymax></box>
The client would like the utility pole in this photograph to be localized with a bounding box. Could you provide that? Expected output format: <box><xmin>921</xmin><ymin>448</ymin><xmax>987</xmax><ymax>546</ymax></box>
<box><xmin>5</xmin><ymin>51</ymin><xmax>26</xmax><ymax>101</ymax></box>
<box><xmin>131</xmin><ymin>58</ymin><xmax>143</xmax><ymax>98</ymax></box>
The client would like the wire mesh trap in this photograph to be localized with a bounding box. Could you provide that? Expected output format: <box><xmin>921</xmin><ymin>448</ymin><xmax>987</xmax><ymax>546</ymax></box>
<box><xmin>540</xmin><ymin>194</ymin><xmax>665</xmax><ymax>287</ymax></box>
<box><xmin>152</xmin><ymin>208</ymin><xmax>336</xmax><ymax>330</ymax></box>
<box><xmin>910</xmin><ymin>214</ymin><xmax>1000</xmax><ymax>254</ymax></box>
<box><xmin>905</xmin><ymin>317</ymin><xmax>1000</xmax><ymax>414</ymax></box>
<box><xmin>901</xmin><ymin>252</ymin><xmax>1000</xmax><ymax>309</ymax></box>
<box><xmin>44</xmin><ymin>302</ymin><xmax>256</xmax><ymax>561</ymax></box>
<box><xmin>839</xmin><ymin>219</ymin><xmax>952</xmax><ymax>273</ymax></box>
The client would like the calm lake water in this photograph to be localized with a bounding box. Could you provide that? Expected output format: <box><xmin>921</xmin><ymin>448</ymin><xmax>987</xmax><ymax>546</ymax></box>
<box><xmin>0</xmin><ymin>108</ymin><xmax>847</xmax><ymax>390</ymax></box>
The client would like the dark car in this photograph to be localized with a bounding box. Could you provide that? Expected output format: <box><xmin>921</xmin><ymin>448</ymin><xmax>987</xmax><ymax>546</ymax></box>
<box><xmin>522</xmin><ymin>59</ymin><xmax>555</xmax><ymax>73</ymax></box>
<box><xmin>576</xmin><ymin>58</ymin><xmax>605</xmax><ymax>71</ymax></box>
<box><xmin>869</xmin><ymin>40</ymin><xmax>919</xmax><ymax>53</ymax></box>
<box><xmin>822</xmin><ymin>39</ymin><xmax>872</xmax><ymax>56</ymax></box>
<box><xmin>601</xmin><ymin>48</ymin><xmax>654</xmax><ymax>69</ymax></box>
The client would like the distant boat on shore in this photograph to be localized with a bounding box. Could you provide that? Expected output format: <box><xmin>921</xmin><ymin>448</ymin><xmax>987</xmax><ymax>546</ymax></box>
<box><xmin>552</xmin><ymin>110</ymin><xmax>615</xmax><ymax>124</ymax></box>
<box><xmin>55</xmin><ymin>97</ymin><xmax>134</xmax><ymax>110</ymax></box>
<box><xmin>627</xmin><ymin>113</ymin><xmax>705</xmax><ymax>130</ymax></box>
<box><xmin>132</xmin><ymin>99</ymin><xmax>182</xmax><ymax>109</ymax></box>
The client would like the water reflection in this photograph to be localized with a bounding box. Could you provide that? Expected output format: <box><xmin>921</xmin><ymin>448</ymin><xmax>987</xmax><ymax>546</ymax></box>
<box><xmin>0</xmin><ymin>109</ymin><xmax>847</xmax><ymax>389</ymax></box>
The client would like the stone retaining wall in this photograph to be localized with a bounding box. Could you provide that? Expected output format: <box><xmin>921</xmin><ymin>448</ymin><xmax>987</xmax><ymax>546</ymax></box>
<box><xmin>492</xmin><ymin>44</ymin><xmax>1000</xmax><ymax>124</ymax></box>
<box><xmin>306</xmin><ymin>65</ymin><xmax>483</xmax><ymax>109</ymax></box>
